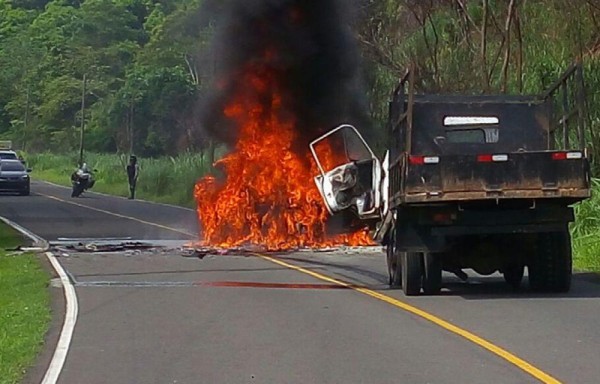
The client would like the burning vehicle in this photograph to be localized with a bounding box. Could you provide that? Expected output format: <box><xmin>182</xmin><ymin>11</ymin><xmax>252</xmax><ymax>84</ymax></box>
<box><xmin>191</xmin><ymin>1</ymin><xmax>590</xmax><ymax>296</ymax></box>
<box><xmin>311</xmin><ymin>64</ymin><xmax>592</xmax><ymax>295</ymax></box>
<box><xmin>194</xmin><ymin>1</ymin><xmax>373</xmax><ymax>251</ymax></box>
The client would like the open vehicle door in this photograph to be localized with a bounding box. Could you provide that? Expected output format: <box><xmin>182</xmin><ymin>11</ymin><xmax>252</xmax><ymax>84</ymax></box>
<box><xmin>310</xmin><ymin>124</ymin><xmax>383</xmax><ymax>220</ymax></box>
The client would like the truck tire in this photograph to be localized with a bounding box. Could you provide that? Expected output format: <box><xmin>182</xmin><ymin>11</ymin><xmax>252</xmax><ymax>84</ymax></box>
<box><xmin>529</xmin><ymin>229</ymin><xmax>572</xmax><ymax>292</ymax></box>
<box><xmin>503</xmin><ymin>264</ymin><xmax>524</xmax><ymax>290</ymax></box>
<box><xmin>401</xmin><ymin>252</ymin><xmax>422</xmax><ymax>296</ymax></box>
<box><xmin>422</xmin><ymin>253</ymin><xmax>442</xmax><ymax>295</ymax></box>
<box><xmin>386</xmin><ymin>235</ymin><xmax>402</xmax><ymax>288</ymax></box>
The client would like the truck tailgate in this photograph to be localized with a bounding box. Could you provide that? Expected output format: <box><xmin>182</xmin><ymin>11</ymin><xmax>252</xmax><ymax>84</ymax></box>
<box><xmin>401</xmin><ymin>151</ymin><xmax>590</xmax><ymax>203</ymax></box>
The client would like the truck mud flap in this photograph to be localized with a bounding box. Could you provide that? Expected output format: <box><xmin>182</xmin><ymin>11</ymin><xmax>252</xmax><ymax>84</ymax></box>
<box><xmin>374</xmin><ymin>210</ymin><xmax>394</xmax><ymax>244</ymax></box>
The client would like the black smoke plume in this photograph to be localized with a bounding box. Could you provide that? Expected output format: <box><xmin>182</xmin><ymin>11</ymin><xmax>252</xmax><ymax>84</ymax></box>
<box><xmin>200</xmin><ymin>0</ymin><xmax>369</xmax><ymax>150</ymax></box>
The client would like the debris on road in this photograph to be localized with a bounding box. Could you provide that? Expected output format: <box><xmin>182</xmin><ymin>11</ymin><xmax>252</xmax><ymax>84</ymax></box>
<box><xmin>52</xmin><ymin>241</ymin><xmax>159</xmax><ymax>254</ymax></box>
<box><xmin>48</xmin><ymin>239</ymin><xmax>381</xmax><ymax>259</ymax></box>
<box><xmin>179</xmin><ymin>244</ymin><xmax>381</xmax><ymax>259</ymax></box>
<box><xmin>84</xmin><ymin>242</ymin><xmax>156</xmax><ymax>252</ymax></box>
<box><xmin>4</xmin><ymin>245</ymin><xmax>43</xmax><ymax>252</ymax></box>
<box><xmin>180</xmin><ymin>245</ymin><xmax>267</xmax><ymax>258</ymax></box>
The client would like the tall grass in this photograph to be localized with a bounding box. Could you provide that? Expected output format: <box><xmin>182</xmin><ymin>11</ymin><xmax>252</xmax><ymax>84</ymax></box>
<box><xmin>572</xmin><ymin>178</ymin><xmax>600</xmax><ymax>271</ymax></box>
<box><xmin>25</xmin><ymin>152</ymin><xmax>219</xmax><ymax>207</ymax></box>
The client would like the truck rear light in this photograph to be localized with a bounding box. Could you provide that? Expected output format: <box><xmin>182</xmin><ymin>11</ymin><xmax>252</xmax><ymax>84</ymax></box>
<box><xmin>409</xmin><ymin>155</ymin><xmax>440</xmax><ymax>165</ymax></box>
<box><xmin>477</xmin><ymin>154</ymin><xmax>509</xmax><ymax>163</ymax></box>
<box><xmin>432</xmin><ymin>213</ymin><xmax>451</xmax><ymax>222</ymax></box>
<box><xmin>553</xmin><ymin>151</ymin><xmax>583</xmax><ymax>160</ymax></box>
<box><xmin>409</xmin><ymin>155</ymin><xmax>424</xmax><ymax>165</ymax></box>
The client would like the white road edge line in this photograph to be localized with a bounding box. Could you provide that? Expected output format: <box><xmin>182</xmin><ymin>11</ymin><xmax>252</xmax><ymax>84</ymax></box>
<box><xmin>0</xmin><ymin>216</ymin><xmax>48</xmax><ymax>251</ymax></box>
<box><xmin>0</xmin><ymin>216</ymin><xmax>77</xmax><ymax>384</ymax></box>
<box><xmin>41</xmin><ymin>251</ymin><xmax>78</xmax><ymax>384</ymax></box>
<box><xmin>36</xmin><ymin>179</ymin><xmax>195</xmax><ymax>212</ymax></box>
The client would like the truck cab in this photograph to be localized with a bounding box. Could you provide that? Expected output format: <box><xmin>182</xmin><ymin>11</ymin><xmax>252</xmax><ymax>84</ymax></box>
<box><xmin>311</xmin><ymin>63</ymin><xmax>591</xmax><ymax>295</ymax></box>
<box><xmin>310</xmin><ymin>124</ymin><xmax>383</xmax><ymax>220</ymax></box>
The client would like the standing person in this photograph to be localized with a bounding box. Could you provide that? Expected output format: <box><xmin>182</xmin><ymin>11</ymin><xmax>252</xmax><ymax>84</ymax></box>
<box><xmin>126</xmin><ymin>155</ymin><xmax>139</xmax><ymax>199</ymax></box>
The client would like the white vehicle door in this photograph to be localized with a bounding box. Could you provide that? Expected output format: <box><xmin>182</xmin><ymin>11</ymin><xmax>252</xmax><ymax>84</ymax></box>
<box><xmin>309</xmin><ymin>124</ymin><xmax>382</xmax><ymax>219</ymax></box>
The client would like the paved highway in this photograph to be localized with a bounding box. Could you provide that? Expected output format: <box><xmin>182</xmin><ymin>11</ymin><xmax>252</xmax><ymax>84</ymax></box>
<box><xmin>2</xmin><ymin>181</ymin><xmax>600</xmax><ymax>384</ymax></box>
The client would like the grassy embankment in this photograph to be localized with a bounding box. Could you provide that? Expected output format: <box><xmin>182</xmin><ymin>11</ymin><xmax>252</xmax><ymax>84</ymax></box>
<box><xmin>571</xmin><ymin>178</ymin><xmax>600</xmax><ymax>272</ymax></box>
<box><xmin>26</xmin><ymin>152</ymin><xmax>215</xmax><ymax>208</ymax></box>
<box><xmin>0</xmin><ymin>223</ymin><xmax>50</xmax><ymax>384</ymax></box>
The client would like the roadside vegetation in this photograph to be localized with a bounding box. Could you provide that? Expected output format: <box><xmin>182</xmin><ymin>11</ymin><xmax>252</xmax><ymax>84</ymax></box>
<box><xmin>572</xmin><ymin>179</ymin><xmax>600</xmax><ymax>272</ymax></box>
<box><xmin>0</xmin><ymin>223</ymin><xmax>50</xmax><ymax>384</ymax></box>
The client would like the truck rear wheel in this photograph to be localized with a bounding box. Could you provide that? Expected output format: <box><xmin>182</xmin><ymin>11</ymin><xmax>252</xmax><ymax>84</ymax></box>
<box><xmin>528</xmin><ymin>229</ymin><xmax>572</xmax><ymax>292</ymax></box>
<box><xmin>386</xmin><ymin>236</ymin><xmax>402</xmax><ymax>288</ymax></box>
<box><xmin>422</xmin><ymin>253</ymin><xmax>442</xmax><ymax>295</ymax></box>
<box><xmin>503</xmin><ymin>264</ymin><xmax>525</xmax><ymax>290</ymax></box>
<box><xmin>401</xmin><ymin>252</ymin><xmax>423</xmax><ymax>296</ymax></box>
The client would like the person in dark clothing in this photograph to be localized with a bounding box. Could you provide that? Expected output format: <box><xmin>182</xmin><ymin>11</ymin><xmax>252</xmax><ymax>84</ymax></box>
<box><xmin>126</xmin><ymin>155</ymin><xmax>139</xmax><ymax>199</ymax></box>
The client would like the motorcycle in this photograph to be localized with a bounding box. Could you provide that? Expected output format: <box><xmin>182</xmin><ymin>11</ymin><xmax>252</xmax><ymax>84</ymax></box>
<box><xmin>70</xmin><ymin>166</ymin><xmax>96</xmax><ymax>197</ymax></box>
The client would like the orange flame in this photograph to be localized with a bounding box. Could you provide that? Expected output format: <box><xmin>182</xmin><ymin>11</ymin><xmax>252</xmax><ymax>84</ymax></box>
<box><xmin>194</xmin><ymin>63</ymin><xmax>373</xmax><ymax>250</ymax></box>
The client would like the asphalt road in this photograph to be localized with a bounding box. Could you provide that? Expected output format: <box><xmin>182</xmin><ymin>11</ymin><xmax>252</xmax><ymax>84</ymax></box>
<box><xmin>2</xmin><ymin>181</ymin><xmax>600</xmax><ymax>384</ymax></box>
<box><xmin>0</xmin><ymin>181</ymin><xmax>197</xmax><ymax>240</ymax></box>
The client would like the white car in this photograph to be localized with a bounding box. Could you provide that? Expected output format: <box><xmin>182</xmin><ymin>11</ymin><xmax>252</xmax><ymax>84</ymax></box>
<box><xmin>0</xmin><ymin>150</ymin><xmax>18</xmax><ymax>160</ymax></box>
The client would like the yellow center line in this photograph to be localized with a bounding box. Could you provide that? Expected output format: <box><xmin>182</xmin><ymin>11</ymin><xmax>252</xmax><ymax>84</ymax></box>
<box><xmin>39</xmin><ymin>193</ymin><xmax>196</xmax><ymax>237</ymax></box>
<box><xmin>256</xmin><ymin>253</ymin><xmax>562</xmax><ymax>384</ymax></box>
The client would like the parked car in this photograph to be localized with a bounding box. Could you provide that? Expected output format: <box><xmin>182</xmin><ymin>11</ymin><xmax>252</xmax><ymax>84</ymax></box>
<box><xmin>0</xmin><ymin>159</ymin><xmax>31</xmax><ymax>195</ymax></box>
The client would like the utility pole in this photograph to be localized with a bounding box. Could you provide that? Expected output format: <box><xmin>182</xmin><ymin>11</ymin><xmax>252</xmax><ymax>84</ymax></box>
<box><xmin>78</xmin><ymin>74</ymin><xmax>86</xmax><ymax>167</ymax></box>
<box><xmin>22</xmin><ymin>85</ymin><xmax>30</xmax><ymax>151</ymax></box>
<box><xmin>129</xmin><ymin>93</ymin><xmax>134</xmax><ymax>154</ymax></box>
